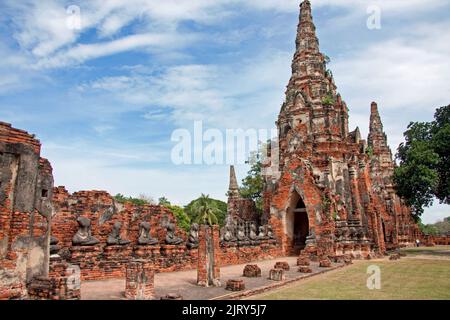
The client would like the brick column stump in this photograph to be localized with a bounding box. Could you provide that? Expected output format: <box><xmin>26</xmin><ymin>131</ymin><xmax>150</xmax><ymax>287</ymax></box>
<box><xmin>125</xmin><ymin>260</ymin><xmax>154</xmax><ymax>300</ymax></box>
<box><xmin>269</xmin><ymin>268</ymin><xmax>285</xmax><ymax>281</ymax></box>
<box><xmin>197</xmin><ymin>225</ymin><xmax>221</xmax><ymax>287</ymax></box>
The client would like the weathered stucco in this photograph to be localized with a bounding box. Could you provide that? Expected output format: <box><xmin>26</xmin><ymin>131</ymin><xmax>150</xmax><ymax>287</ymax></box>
<box><xmin>0</xmin><ymin>122</ymin><xmax>53</xmax><ymax>299</ymax></box>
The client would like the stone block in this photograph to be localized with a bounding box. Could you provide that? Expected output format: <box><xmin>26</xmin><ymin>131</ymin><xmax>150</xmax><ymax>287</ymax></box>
<box><xmin>243</xmin><ymin>264</ymin><xmax>261</xmax><ymax>278</ymax></box>
<box><xmin>297</xmin><ymin>256</ymin><xmax>310</xmax><ymax>266</ymax></box>
<box><xmin>319</xmin><ymin>258</ymin><xmax>332</xmax><ymax>268</ymax></box>
<box><xmin>160</xmin><ymin>293</ymin><xmax>183</xmax><ymax>300</ymax></box>
<box><xmin>274</xmin><ymin>261</ymin><xmax>290</xmax><ymax>271</ymax></box>
<box><xmin>298</xmin><ymin>266</ymin><xmax>313</xmax><ymax>273</ymax></box>
<box><xmin>269</xmin><ymin>268</ymin><xmax>285</xmax><ymax>281</ymax></box>
<box><xmin>226</xmin><ymin>279</ymin><xmax>245</xmax><ymax>292</ymax></box>
<box><xmin>389</xmin><ymin>254</ymin><xmax>400</xmax><ymax>261</ymax></box>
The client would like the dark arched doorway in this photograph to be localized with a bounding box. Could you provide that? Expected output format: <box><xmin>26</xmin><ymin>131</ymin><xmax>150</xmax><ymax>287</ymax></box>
<box><xmin>286</xmin><ymin>190</ymin><xmax>309</xmax><ymax>254</ymax></box>
<box><xmin>382</xmin><ymin>220</ymin><xmax>387</xmax><ymax>243</ymax></box>
<box><xmin>293</xmin><ymin>197</ymin><xmax>308</xmax><ymax>251</ymax></box>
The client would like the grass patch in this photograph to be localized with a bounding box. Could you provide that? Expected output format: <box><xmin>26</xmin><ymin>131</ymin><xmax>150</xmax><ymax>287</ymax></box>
<box><xmin>253</xmin><ymin>250</ymin><xmax>450</xmax><ymax>300</ymax></box>
<box><xmin>401</xmin><ymin>246</ymin><xmax>450</xmax><ymax>258</ymax></box>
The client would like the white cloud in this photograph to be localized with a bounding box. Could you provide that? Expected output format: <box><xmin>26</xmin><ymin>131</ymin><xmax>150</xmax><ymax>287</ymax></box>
<box><xmin>6</xmin><ymin>0</ymin><xmax>79</xmax><ymax>57</ymax></box>
<box><xmin>43</xmin><ymin>141</ymin><xmax>231</xmax><ymax>205</ymax></box>
<box><xmin>422</xmin><ymin>202</ymin><xmax>450</xmax><ymax>225</ymax></box>
<box><xmin>81</xmin><ymin>49</ymin><xmax>291</xmax><ymax>129</ymax></box>
<box><xmin>312</xmin><ymin>0</ymin><xmax>448</xmax><ymax>12</ymax></box>
<box><xmin>332</xmin><ymin>21</ymin><xmax>450</xmax><ymax>147</ymax></box>
<box><xmin>3</xmin><ymin>0</ymin><xmax>448</xmax><ymax>71</ymax></box>
<box><xmin>33</xmin><ymin>32</ymin><xmax>197</xmax><ymax>69</ymax></box>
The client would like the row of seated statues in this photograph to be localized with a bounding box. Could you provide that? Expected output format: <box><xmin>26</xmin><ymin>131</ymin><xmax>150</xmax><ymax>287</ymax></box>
<box><xmin>71</xmin><ymin>216</ymin><xmax>198</xmax><ymax>247</ymax></box>
<box><xmin>69</xmin><ymin>216</ymin><xmax>275</xmax><ymax>249</ymax></box>
<box><xmin>220</xmin><ymin>219</ymin><xmax>275</xmax><ymax>246</ymax></box>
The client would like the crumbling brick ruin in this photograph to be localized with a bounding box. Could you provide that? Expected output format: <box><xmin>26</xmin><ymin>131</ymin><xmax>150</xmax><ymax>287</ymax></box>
<box><xmin>0</xmin><ymin>122</ymin><xmax>54</xmax><ymax>299</ymax></box>
<box><xmin>261</xmin><ymin>0</ymin><xmax>421</xmax><ymax>259</ymax></box>
<box><xmin>51</xmin><ymin>188</ymin><xmax>197</xmax><ymax>280</ymax></box>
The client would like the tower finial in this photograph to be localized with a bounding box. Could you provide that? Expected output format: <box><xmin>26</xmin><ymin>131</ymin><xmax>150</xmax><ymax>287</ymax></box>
<box><xmin>371</xmin><ymin>101</ymin><xmax>379</xmax><ymax>115</ymax></box>
<box><xmin>369</xmin><ymin>101</ymin><xmax>384</xmax><ymax>139</ymax></box>
<box><xmin>296</xmin><ymin>0</ymin><xmax>319</xmax><ymax>53</ymax></box>
<box><xmin>370</xmin><ymin>102</ymin><xmax>382</xmax><ymax>132</ymax></box>
<box><xmin>228</xmin><ymin>165</ymin><xmax>240</xmax><ymax>198</ymax></box>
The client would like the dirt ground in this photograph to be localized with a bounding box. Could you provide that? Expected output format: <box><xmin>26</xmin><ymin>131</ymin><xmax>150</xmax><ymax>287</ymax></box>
<box><xmin>81</xmin><ymin>256</ymin><xmax>342</xmax><ymax>300</ymax></box>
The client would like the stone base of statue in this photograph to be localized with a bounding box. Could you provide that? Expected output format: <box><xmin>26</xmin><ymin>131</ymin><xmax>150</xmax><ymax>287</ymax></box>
<box><xmin>237</xmin><ymin>240</ymin><xmax>250</xmax><ymax>247</ymax></box>
<box><xmin>70</xmin><ymin>245</ymin><xmax>102</xmax><ymax>257</ymax></box>
<box><xmin>134</xmin><ymin>245</ymin><xmax>161</xmax><ymax>258</ymax></box>
<box><xmin>221</xmin><ymin>241</ymin><xmax>237</xmax><ymax>248</ymax></box>
<box><xmin>161</xmin><ymin>244</ymin><xmax>186</xmax><ymax>257</ymax></box>
<box><xmin>103</xmin><ymin>245</ymin><xmax>132</xmax><ymax>259</ymax></box>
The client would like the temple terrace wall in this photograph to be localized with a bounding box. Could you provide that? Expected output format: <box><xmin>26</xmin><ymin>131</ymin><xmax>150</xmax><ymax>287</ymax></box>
<box><xmin>51</xmin><ymin>188</ymin><xmax>283</xmax><ymax>281</ymax></box>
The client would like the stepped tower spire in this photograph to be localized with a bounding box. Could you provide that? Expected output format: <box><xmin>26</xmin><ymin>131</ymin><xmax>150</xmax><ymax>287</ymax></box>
<box><xmin>368</xmin><ymin>102</ymin><xmax>395</xmax><ymax>189</ymax></box>
<box><xmin>296</xmin><ymin>0</ymin><xmax>320</xmax><ymax>54</ymax></box>
<box><xmin>228</xmin><ymin>165</ymin><xmax>240</xmax><ymax>199</ymax></box>
<box><xmin>278</xmin><ymin>0</ymin><xmax>348</xmax><ymax>156</ymax></box>
<box><xmin>368</xmin><ymin>102</ymin><xmax>390</xmax><ymax>153</ymax></box>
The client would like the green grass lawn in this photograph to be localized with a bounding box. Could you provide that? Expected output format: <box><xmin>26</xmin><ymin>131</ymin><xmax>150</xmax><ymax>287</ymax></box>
<box><xmin>253</xmin><ymin>246</ymin><xmax>450</xmax><ymax>300</ymax></box>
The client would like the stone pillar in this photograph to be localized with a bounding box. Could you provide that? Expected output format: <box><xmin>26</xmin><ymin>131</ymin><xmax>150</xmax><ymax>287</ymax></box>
<box><xmin>197</xmin><ymin>225</ymin><xmax>221</xmax><ymax>287</ymax></box>
<box><xmin>125</xmin><ymin>260</ymin><xmax>154</xmax><ymax>300</ymax></box>
<box><xmin>349</xmin><ymin>165</ymin><xmax>362</xmax><ymax>220</ymax></box>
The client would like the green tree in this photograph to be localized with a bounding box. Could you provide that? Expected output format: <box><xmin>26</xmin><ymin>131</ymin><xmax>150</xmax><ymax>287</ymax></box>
<box><xmin>156</xmin><ymin>197</ymin><xmax>190</xmax><ymax>231</ymax></box>
<box><xmin>185</xmin><ymin>196</ymin><xmax>227</xmax><ymax>226</ymax></box>
<box><xmin>189</xmin><ymin>194</ymin><xmax>220</xmax><ymax>226</ymax></box>
<box><xmin>240</xmin><ymin>150</ymin><xmax>264</xmax><ymax>213</ymax></box>
<box><xmin>321</xmin><ymin>94</ymin><xmax>335</xmax><ymax>107</ymax></box>
<box><xmin>431</xmin><ymin>106</ymin><xmax>450</xmax><ymax>203</ymax></box>
<box><xmin>418</xmin><ymin>216</ymin><xmax>450</xmax><ymax>236</ymax></box>
<box><xmin>114</xmin><ymin>193</ymin><xmax>151</xmax><ymax>206</ymax></box>
<box><xmin>394</xmin><ymin>105</ymin><xmax>450</xmax><ymax>219</ymax></box>
<box><xmin>418</xmin><ymin>221</ymin><xmax>439</xmax><ymax>236</ymax></box>
<box><xmin>166</xmin><ymin>205</ymin><xmax>191</xmax><ymax>232</ymax></box>
<box><xmin>158</xmin><ymin>197</ymin><xmax>171</xmax><ymax>206</ymax></box>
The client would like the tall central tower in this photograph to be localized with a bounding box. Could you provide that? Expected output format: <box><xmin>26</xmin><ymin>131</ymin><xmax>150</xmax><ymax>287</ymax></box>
<box><xmin>263</xmin><ymin>0</ymin><xmax>416</xmax><ymax>258</ymax></box>
<box><xmin>278</xmin><ymin>0</ymin><xmax>350</xmax><ymax>168</ymax></box>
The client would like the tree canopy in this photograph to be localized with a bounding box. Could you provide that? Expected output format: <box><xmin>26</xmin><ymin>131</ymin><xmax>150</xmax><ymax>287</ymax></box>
<box><xmin>419</xmin><ymin>216</ymin><xmax>450</xmax><ymax>236</ymax></box>
<box><xmin>188</xmin><ymin>194</ymin><xmax>221</xmax><ymax>226</ymax></box>
<box><xmin>158</xmin><ymin>197</ymin><xmax>171</xmax><ymax>206</ymax></box>
<box><xmin>114</xmin><ymin>193</ymin><xmax>155</xmax><ymax>206</ymax></box>
<box><xmin>166</xmin><ymin>204</ymin><xmax>191</xmax><ymax>232</ymax></box>
<box><xmin>185</xmin><ymin>195</ymin><xmax>227</xmax><ymax>226</ymax></box>
<box><xmin>394</xmin><ymin>105</ymin><xmax>450</xmax><ymax>219</ymax></box>
<box><xmin>239</xmin><ymin>149</ymin><xmax>264</xmax><ymax>213</ymax></box>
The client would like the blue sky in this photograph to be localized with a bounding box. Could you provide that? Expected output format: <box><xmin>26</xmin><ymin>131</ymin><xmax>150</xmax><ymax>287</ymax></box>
<box><xmin>0</xmin><ymin>0</ymin><xmax>449</xmax><ymax>223</ymax></box>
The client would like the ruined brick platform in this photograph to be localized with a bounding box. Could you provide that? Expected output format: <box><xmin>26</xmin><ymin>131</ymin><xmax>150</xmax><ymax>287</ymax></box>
<box><xmin>80</xmin><ymin>256</ymin><xmax>345</xmax><ymax>300</ymax></box>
